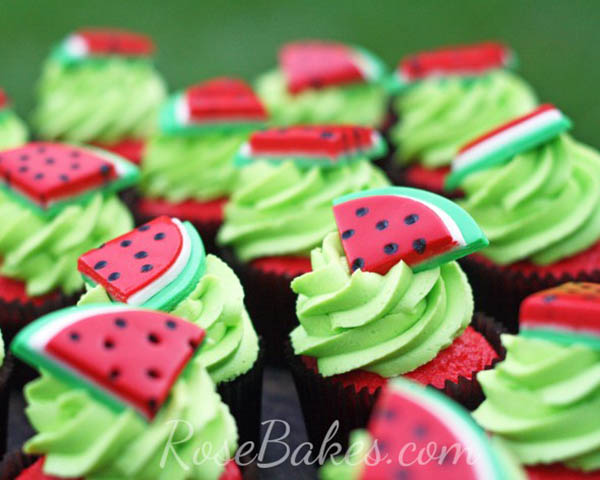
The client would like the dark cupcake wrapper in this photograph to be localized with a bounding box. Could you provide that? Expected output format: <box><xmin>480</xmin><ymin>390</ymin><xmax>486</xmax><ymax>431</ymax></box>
<box><xmin>220</xmin><ymin>248</ymin><xmax>302</xmax><ymax>366</ymax></box>
<box><xmin>217</xmin><ymin>338</ymin><xmax>265</xmax><ymax>450</ymax></box>
<box><xmin>459</xmin><ymin>255</ymin><xmax>600</xmax><ymax>333</ymax></box>
<box><xmin>285</xmin><ymin>312</ymin><xmax>505</xmax><ymax>452</ymax></box>
<box><xmin>0</xmin><ymin>355</ymin><xmax>13</xmax><ymax>459</ymax></box>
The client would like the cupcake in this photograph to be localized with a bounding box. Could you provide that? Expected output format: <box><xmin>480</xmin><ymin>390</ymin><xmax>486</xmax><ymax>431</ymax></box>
<box><xmin>217</xmin><ymin>125</ymin><xmax>390</xmax><ymax>362</ymax></box>
<box><xmin>0</xmin><ymin>142</ymin><xmax>137</xmax><ymax>342</ymax></box>
<box><xmin>387</xmin><ymin>42</ymin><xmax>537</xmax><ymax>196</ymax></box>
<box><xmin>473</xmin><ymin>282</ymin><xmax>600</xmax><ymax>478</ymax></box>
<box><xmin>9</xmin><ymin>304</ymin><xmax>242</xmax><ymax>479</ymax></box>
<box><xmin>447</xmin><ymin>104</ymin><xmax>600</xmax><ymax>331</ymax></box>
<box><xmin>320</xmin><ymin>377</ymin><xmax>526</xmax><ymax>479</ymax></box>
<box><xmin>0</xmin><ymin>88</ymin><xmax>27</xmax><ymax>149</ymax></box>
<box><xmin>76</xmin><ymin>216</ymin><xmax>263</xmax><ymax>446</ymax></box>
<box><xmin>0</xmin><ymin>329</ymin><xmax>13</xmax><ymax>458</ymax></box>
<box><xmin>135</xmin><ymin>77</ymin><xmax>268</xmax><ymax>253</ymax></box>
<box><xmin>255</xmin><ymin>41</ymin><xmax>388</xmax><ymax>127</ymax></box>
<box><xmin>287</xmin><ymin>186</ymin><xmax>503</xmax><ymax>448</ymax></box>
<box><xmin>32</xmin><ymin>29</ymin><xmax>167</xmax><ymax>164</ymax></box>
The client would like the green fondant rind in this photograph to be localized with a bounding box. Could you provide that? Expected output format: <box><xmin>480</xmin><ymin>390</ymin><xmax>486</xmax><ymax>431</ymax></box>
<box><xmin>333</xmin><ymin>186</ymin><xmax>488</xmax><ymax>271</ymax></box>
<box><xmin>520</xmin><ymin>327</ymin><xmax>600</xmax><ymax>351</ymax></box>
<box><xmin>354</xmin><ymin>46</ymin><xmax>388</xmax><ymax>84</ymax></box>
<box><xmin>445</xmin><ymin>115</ymin><xmax>572</xmax><ymax>191</ymax></box>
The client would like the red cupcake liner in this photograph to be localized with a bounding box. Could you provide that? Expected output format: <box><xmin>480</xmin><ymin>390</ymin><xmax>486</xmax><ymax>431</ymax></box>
<box><xmin>285</xmin><ymin>313</ymin><xmax>505</xmax><ymax>451</ymax></box>
<box><xmin>526</xmin><ymin>464</ymin><xmax>600</xmax><ymax>479</ymax></box>
<box><xmin>460</xmin><ymin>241</ymin><xmax>600</xmax><ymax>333</ymax></box>
<box><xmin>91</xmin><ymin>138</ymin><xmax>146</xmax><ymax>165</ymax></box>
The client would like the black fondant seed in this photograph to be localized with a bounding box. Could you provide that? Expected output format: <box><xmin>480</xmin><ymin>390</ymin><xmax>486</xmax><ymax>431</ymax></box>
<box><xmin>148</xmin><ymin>398</ymin><xmax>158</xmax><ymax>411</ymax></box>
<box><xmin>59</xmin><ymin>174</ymin><xmax>69</xmax><ymax>182</ymax></box>
<box><xmin>134</xmin><ymin>251</ymin><xmax>148</xmax><ymax>259</ymax></box>
<box><xmin>120</xmin><ymin>240</ymin><xmax>132</xmax><ymax>247</ymax></box>
<box><xmin>384</xmin><ymin>243</ymin><xmax>398</xmax><ymax>254</ymax></box>
<box><xmin>141</xmin><ymin>264</ymin><xmax>153</xmax><ymax>273</ymax></box>
<box><xmin>34</xmin><ymin>173</ymin><xmax>44</xmax><ymax>180</ymax></box>
<box><xmin>341</xmin><ymin>229</ymin><xmax>355</xmax><ymax>240</ymax></box>
<box><xmin>154</xmin><ymin>232</ymin><xmax>165</xmax><ymax>240</ymax></box>
<box><xmin>104</xmin><ymin>339</ymin><xmax>115</xmax><ymax>350</ymax></box>
<box><xmin>148</xmin><ymin>333</ymin><xmax>160</xmax><ymax>344</ymax></box>
<box><xmin>37</xmin><ymin>146</ymin><xmax>46</xmax><ymax>153</ymax></box>
<box><xmin>166</xmin><ymin>319</ymin><xmax>177</xmax><ymax>330</ymax></box>
<box><xmin>543</xmin><ymin>295</ymin><xmax>557</xmax><ymax>303</ymax></box>
<box><xmin>71</xmin><ymin>163</ymin><xmax>80</xmax><ymax>170</ymax></box>
<box><xmin>147</xmin><ymin>368</ymin><xmax>160</xmax><ymax>379</ymax></box>
<box><xmin>100</xmin><ymin>165</ymin><xmax>111</xmax><ymax>176</ymax></box>
<box><xmin>413</xmin><ymin>238</ymin><xmax>426</xmax><ymax>254</ymax></box>
<box><xmin>404</xmin><ymin>214</ymin><xmax>419</xmax><ymax>225</ymax></box>
<box><xmin>70</xmin><ymin>150</ymin><xmax>81</xmax><ymax>158</ymax></box>
<box><xmin>114</xmin><ymin>318</ymin><xmax>127</xmax><ymax>328</ymax></box>
<box><xmin>19</xmin><ymin>154</ymin><xmax>28</xmax><ymax>161</ymax></box>
<box><xmin>138</xmin><ymin>224</ymin><xmax>150</xmax><ymax>232</ymax></box>
<box><xmin>320</xmin><ymin>131</ymin><xmax>333</xmax><ymax>138</ymax></box>
<box><xmin>108</xmin><ymin>272</ymin><xmax>120</xmax><ymax>281</ymax></box>
<box><xmin>109</xmin><ymin>369</ymin><xmax>120</xmax><ymax>381</ymax></box>
<box><xmin>413</xmin><ymin>424</ymin><xmax>428</xmax><ymax>438</ymax></box>
<box><xmin>18</xmin><ymin>166</ymin><xmax>28</xmax><ymax>173</ymax></box>
<box><xmin>45</xmin><ymin>157</ymin><xmax>55</xmax><ymax>165</ymax></box>
<box><xmin>70</xmin><ymin>332</ymin><xmax>80</xmax><ymax>341</ymax></box>
<box><xmin>351</xmin><ymin>258</ymin><xmax>365</xmax><ymax>271</ymax></box>
<box><xmin>356</xmin><ymin>207</ymin><xmax>369</xmax><ymax>217</ymax></box>
<box><xmin>94</xmin><ymin>260</ymin><xmax>107</xmax><ymax>270</ymax></box>
<box><xmin>376</xmin><ymin>220</ymin><xmax>389</xmax><ymax>231</ymax></box>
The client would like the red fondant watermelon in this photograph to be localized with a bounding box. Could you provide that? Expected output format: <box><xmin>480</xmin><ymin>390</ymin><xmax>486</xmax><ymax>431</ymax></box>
<box><xmin>63</xmin><ymin>29</ymin><xmax>154</xmax><ymax>59</ymax></box>
<box><xmin>12</xmin><ymin>305</ymin><xmax>205</xmax><ymax>419</ymax></box>
<box><xmin>333</xmin><ymin>187</ymin><xmax>488</xmax><ymax>274</ymax></box>
<box><xmin>361</xmin><ymin>378</ymin><xmax>504</xmax><ymax>479</ymax></box>
<box><xmin>0</xmin><ymin>88</ymin><xmax>7</xmax><ymax>110</ymax></box>
<box><xmin>520</xmin><ymin>282</ymin><xmax>600</xmax><ymax>349</ymax></box>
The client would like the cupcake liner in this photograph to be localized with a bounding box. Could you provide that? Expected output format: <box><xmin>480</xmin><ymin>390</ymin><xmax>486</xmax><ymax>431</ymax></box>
<box><xmin>0</xmin><ymin>355</ymin><xmax>13</xmax><ymax>458</ymax></box>
<box><xmin>216</xmin><ymin>338</ymin><xmax>265</xmax><ymax>449</ymax></box>
<box><xmin>285</xmin><ymin>313</ymin><xmax>505</xmax><ymax>451</ymax></box>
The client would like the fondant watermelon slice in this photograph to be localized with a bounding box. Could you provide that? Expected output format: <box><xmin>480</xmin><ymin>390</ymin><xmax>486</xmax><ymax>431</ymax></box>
<box><xmin>333</xmin><ymin>186</ymin><xmax>488</xmax><ymax>274</ymax></box>
<box><xmin>0</xmin><ymin>88</ymin><xmax>7</xmax><ymax>110</ymax></box>
<box><xmin>78</xmin><ymin>216</ymin><xmax>206</xmax><ymax>311</ymax></box>
<box><xmin>391</xmin><ymin>42</ymin><xmax>515</xmax><ymax>92</ymax></box>
<box><xmin>11</xmin><ymin>304</ymin><xmax>205</xmax><ymax>419</ymax></box>
<box><xmin>280</xmin><ymin>41</ymin><xmax>386</xmax><ymax>94</ymax></box>
<box><xmin>445</xmin><ymin>104</ymin><xmax>571</xmax><ymax>190</ymax></box>
<box><xmin>0</xmin><ymin>142</ymin><xmax>139</xmax><ymax>217</ymax></box>
<box><xmin>234</xmin><ymin>125</ymin><xmax>387</xmax><ymax>168</ymax></box>
<box><xmin>519</xmin><ymin>282</ymin><xmax>600</xmax><ymax>350</ymax></box>
<box><xmin>361</xmin><ymin>377</ymin><xmax>505</xmax><ymax>479</ymax></box>
<box><xmin>59</xmin><ymin>29</ymin><xmax>154</xmax><ymax>60</ymax></box>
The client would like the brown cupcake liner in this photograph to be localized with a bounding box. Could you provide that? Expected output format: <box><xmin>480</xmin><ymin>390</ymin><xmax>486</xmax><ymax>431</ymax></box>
<box><xmin>220</xmin><ymin>248</ymin><xmax>302</xmax><ymax>366</ymax></box>
<box><xmin>216</xmin><ymin>338</ymin><xmax>265</xmax><ymax>449</ymax></box>
<box><xmin>285</xmin><ymin>313</ymin><xmax>505</xmax><ymax>452</ymax></box>
<box><xmin>0</xmin><ymin>355</ymin><xmax>13</xmax><ymax>459</ymax></box>
<box><xmin>459</xmin><ymin>256</ymin><xmax>600</xmax><ymax>333</ymax></box>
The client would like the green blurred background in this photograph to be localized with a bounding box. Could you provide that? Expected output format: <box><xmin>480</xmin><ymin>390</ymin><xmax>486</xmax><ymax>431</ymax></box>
<box><xmin>1</xmin><ymin>0</ymin><xmax>598</xmax><ymax>146</ymax></box>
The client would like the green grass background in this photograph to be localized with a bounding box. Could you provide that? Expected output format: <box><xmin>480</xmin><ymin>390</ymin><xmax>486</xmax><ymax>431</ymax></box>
<box><xmin>1</xmin><ymin>0</ymin><xmax>598</xmax><ymax>146</ymax></box>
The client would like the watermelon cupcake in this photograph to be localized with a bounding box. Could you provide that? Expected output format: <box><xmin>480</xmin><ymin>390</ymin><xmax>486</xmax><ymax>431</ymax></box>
<box><xmin>7</xmin><ymin>304</ymin><xmax>242</xmax><ymax>480</ymax></box>
<box><xmin>32</xmin><ymin>29</ymin><xmax>167</xmax><ymax>164</ymax></box>
<box><xmin>0</xmin><ymin>142</ymin><xmax>138</xmax><ymax>342</ymax></box>
<box><xmin>75</xmin><ymin>216</ymin><xmax>263</xmax><ymax>446</ymax></box>
<box><xmin>255</xmin><ymin>40</ymin><xmax>388</xmax><ymax>127</ymax></box>
<box><xmin>286</xmin><ymin>186</ymin><xmax>504</xmax><ymax>449</ymax></box>
<box><xmin>217</xmin><ymin>125</ymin><xmax>390</xmax><ymax>362</ymax></box>
<box><xmin>448</xmin><ymin>104</ymin><xmax>600</xmax><ymax>331</ymax></box>
<box><xmin>387</xmin><ymin>42</ymin><xmax>537</xmax><ymax>196</ymax></box>
<box><xmin>135</xmin><ymin>77</ymin><xmax>268</xmax><ymax>252</ymax></box>
<box><xmin>473</xmin><ymin>283</ymin><xmax>600</xmax><ymax>479</ymax></box>
<box><xmin>320</xmin><ymin>377</ymin><xmax>526</xmax><ymax>478</ymax></box>
<box><xmin>0</xmin><ymin>330</ymin><xmax>14</xmax><ymax>458</ymax></box>
<box><xmin>0</xmin><ymin>88</ymin><xmax>28</xmax><ymax>149</ymax></box>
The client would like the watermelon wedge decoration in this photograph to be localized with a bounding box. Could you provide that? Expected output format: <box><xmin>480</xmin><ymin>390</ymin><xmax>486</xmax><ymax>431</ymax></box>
<box><xmin>0</xmin><ymin>142</ymin><xmax>139</xmax><ymax>217</ymax></box>
<box><xmin>56</xmin><ymin>29</ymin><xmax>155</xmax><ymax>62</ymax></box>
<box><xmin>333</xmin><ymin>187</ymin><xmax>488</xmax><ymax>274</ymax></box>
<box><xmin>11</xmin><ymin>304</ymin><xmax>205</xmax><ymax>420</ymax></box>
<box><xmin>445</xmin><ymin>104</ymin><xmax>571</xmax><ymax>190</ymax></box>
<box><xmin>78</xmin><ymin>216</ymin><xmax>206</xmax><ymax>311</ymax></box>
<box><xmin>234</xmin><ymin>125</ymin><xmax>387</xmax><ymax>168</ymax></box>
<box><xmin>360</xmin><ymin>377</ymin><xmax>505</xmax><ymax>479</ymax></box>
<box><xmin>391</xmin><ymin>42</ymin><xmax>515</xmax><ymax>92</ymax></box>
<box><xmin>519</xmin><ymin>282</ymin><xmax>600</xmax><ymax>350</ymax></box>
<box><xmin>160</xmin><ymin>77</ymin><xmax>268</xmax><ymax>135</ymax></box>
<box><xmin>280</xmin><ymin>41</ymin><xmax>386</xmax><ymax>94</ymax></box>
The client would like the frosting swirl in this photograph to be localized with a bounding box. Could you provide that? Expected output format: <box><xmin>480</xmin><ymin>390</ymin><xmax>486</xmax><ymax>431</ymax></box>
<box><xmin>217</xmin><ymin>160</ymin><xmax>389</xmax><ymax>261</ymax></box>
<box><xmin>24</xmin><ymin>362</ymin><xmax>237</xmax><ymax>479</ymax></box>
<box><xmin>391</xmin><ymin>71</ymin><xmax>537</xmax><ymax>167</ymax></box>
<box><xmin>474</xmin><ymin>335</ymin><xmax>600</xmax><ymax>471</ymax></box>
<box><xmin>290</xmin><ymin>232</ymin><xmax>473</xmax><ymax>377</ymax></box>
<box><xmin>0</xmin><ymin>109</ymin><xmax>28</xmax><ymax>149</ymax></box>
<box><xmin>0</xmin><ymin>193</ymin><xmax>133</xmax><ymax>296</ymax></box>
<box><xmin>78</xmin><ymin>254</ymin><xmax>259</xmax><ymax>384</ymax></box>
<box><xmin>459</xmin><ymin>135</ymin><xmax>600</xmax><ymax>265</ymax></box>
<box><xmin>255</xmin><ymin>70</ymin><xmax>388</xmax><ymax>126</ymax></box>
<box><xmin>33</xmin><ymin>56</ymin><xmax>166</xmax><ymax>143</ymax></box>
<box><xmin>141</xmin><ymin>132</ymin><xmax>246</xmax><ymax>202</ymax></box>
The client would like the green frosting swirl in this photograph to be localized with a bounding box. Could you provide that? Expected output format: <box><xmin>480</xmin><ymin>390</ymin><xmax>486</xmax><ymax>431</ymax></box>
<box><xmin>0</xmin><ymin>109</ymin><xmax>28</xmax><ymax>149</ymax></box>
<box><xmin>474</xmin><ymin>335</ymin><xmax>600</xmax><ymax>471</ymax></box>
<box><xmin>24</xmin><ymin>362</ymin><xmax>237</xmax><ymax>479</ymax></box>
<box><xmin>290</xmin><ymin>232</ymin><xmax>473</xmax><ymax>377</ymax></box>
<box><xmin>78</xmin><ymin>254</ymin><xmax>259</xmax><ymax>384</ymax></box>
<box><xmin>217</xmin><ymin>161</ymin><xmax>389</xmax><ymax>261</ymax></box>
<box><xmin>255</xmin><ymin>70</ymin><xmax>388</xmax><ymax>126</ymax></box>
<box><xmin>459</xmin><ymin>135</ymin><xmax>600</xmax><ymax>265</ymax></box>
<box><xmin>141</xmin><ymin>132</ymin><xmax>247</xmax><ymax>202</ymax></box>
<box><xmin>0</xmin><ymin>193</ymin><xmax>133</xmax><ymax>296</ymax></box>
<box><xmin>391</xmin><ymin>71</ymin><xmax>537</xmax><ymax>167</ymax></box>
<box><xmin>33</xmin><ymin>56</ymin><xmax>166</xmax><ymax>143</ymax></box>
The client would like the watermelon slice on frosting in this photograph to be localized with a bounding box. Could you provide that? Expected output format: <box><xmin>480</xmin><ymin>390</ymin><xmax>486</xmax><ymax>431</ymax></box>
<box><xmin>333</xmin><ymin>186</ymin><xmax>488</xmax><ymax>275</ymax></box>
<box><xmin>78</xmin><ymin>216</ymin><xmax>206</xmax><ymax>311</ymax></box>
<box><xmin>235</xmin><ymin>125</ymin><xmax>386</xmax><ymax>168</ymax></box>
<box><xmin>519</xmin><ymin>282</ymin><xmax>600</xmax><ymax>350</ymax></box>
<box><xmin>11</xmin><ymin>304</ymin><xmax>205</xmax><ymax>420</ymax></box>
<box><xmin>0</xmin><ymin>142</ymin><xmax>138</xmax><ymax>217</ymax></box>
